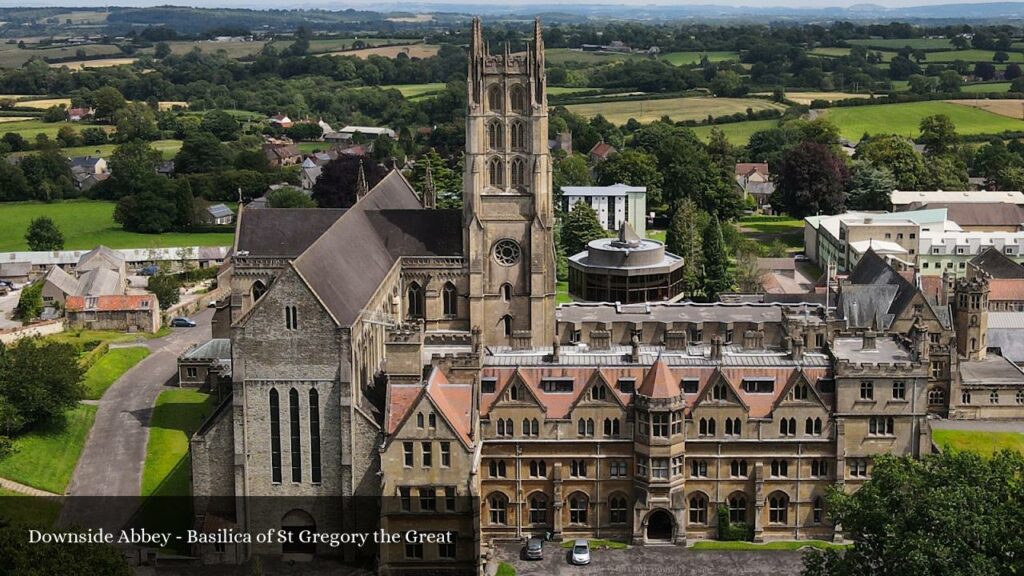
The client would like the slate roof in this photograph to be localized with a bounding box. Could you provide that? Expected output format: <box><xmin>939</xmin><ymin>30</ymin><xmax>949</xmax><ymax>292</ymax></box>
<box><xmin>78</xmin><ymin>245</ymin><xmax>125</xmax><ymax>272</ymax></box>
<box><xmin>43</xmin><ymin>265</ymin><xmax>80</xmax><ymax>295</ymax></box>
<box><xmin>77</xmin><ymin>267</ymin><xmax>122</xmax><ymax>296</ymax></box>
<box><xmin>917</xmin><ymin>202</ymin><xmax>1024</xmax><ymax>229</ymax></box>
<box><xmin>969</xmin><ymin>247</ymin><xmax>1024</xmax><ymax>279</ymax></box>
<box><xmin>235</xmin><ymin>208</ymin><xmax>346</xmax><ymax>258</ymax></box>
<box><xmin>0</xmin><ymin>261</ymin><xmax>30</xmax><ymax>278</ymax></box>
<box><xmin>292</xmin><ymin>170</ymin><xmax>462</xmax><ymax>326</ymax></box>
<box><xmin>206</xmin><ymin>204</ymin><xmax>234</xmax><ymax>219</ymax></box>
<box><xmin>960</xmin><ymin>354</ymin><xmax>1024</xmax><ymax>386</ymax></box>
<box><xmin>987</xmin><ymin>313</ymin><xmax>1024</xmax><ymax>362</ymax></box>
<box><xmin>183</xmin><ymin>338</ymin><xmax>232</xmax><ymax>361</ymax></box>
<box><xmin>840</xmin><ymin>249</ymin><xmax>917</xmax><ymax>330</ymax></box>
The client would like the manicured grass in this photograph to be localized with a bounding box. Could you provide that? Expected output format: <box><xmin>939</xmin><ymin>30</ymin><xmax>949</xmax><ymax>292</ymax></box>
<box><xmin>0</xmin><ymin>488</ymin><xmax>63</xmax><ymax>528</ymax></box>
<box><xmin>926</xmin><ymin>49</ymin><xmax>1024</xmax><ymax>63</ymax></box>
<box><xmin>822</xmin><ymin>101</ymin><xmax>1024</xmax><ymax>140</ymax></box>
<box><xmin>933</xmin><ymin>429</ymin><xmax>1024</xmax><ymax>456</ymax></box>
<box><xmin>0</xmin><ymin>119</ymin><xmax>108</xmax><ymax>139</ymax></box>
<box><xmin>961</xmin><ymin>82</ymin><xmax>1011</xmax><ymax>93</ymax></box>
<box><xmin>661</xmin><ymin>51</ymin><xmax>739</xmax><ymax>66</ymax></box>
<box><xmin>556</xmin><ymin>280</ymin><xmax>572</xmax><ymax>305</ymax></box>
<box><xmin>560</xmin><ymin>538</ymin><xmax>628</xmax><ymax>549</ymax></box>
<box><xmin>0</xmin><ymin>200</ymin><xmax>234</xmax><ymax>251</ymax></box>
<box><xmin>380</xmin><ymin>82</ymin><xmax>446</xmax><ymax>98</ymax></box>
<box><xmin>647</xmin><ymin>229</ymin><xmax>667</xmax><ymax>243</ymax></box>
<box><xmin>82</xmin><ymin>346</ymin><xmax>150</xmax><ymax>400</ymax></box>
<box><xmin>567</xmin><ymin>96</ymin><xmax>785</xmax><ymax>125</ymax></box>
<box><xmin>0</xmin><ymin>404</ymin><xmax>97</xmax><ymax>494</ymax></box>
<box><xmin>496</xmin><ymin>562</ymin><xmax>517</xmax><ymax>576</ymax></box>
<box><xmin>48</xmin><ymin>328</ymin><xmax>154</xmax><ymax>349</ymax></box>
<box><xmin>846</xmin><ymin>38</ymin><xmax>954</xmax><ymax>50</ymax></box>
<box><xmin>691</xmin><ymin>119</ymin><xmax>781</xmax><ymax>145</ymax></box>
<box><xmin>692</xmin><ymin>539</ymin><xmax>848</xmax><ymax>551</ymax></box>
<box><xmin>142</xmin><ymin>389</ymin><xmax>217</xmax><ymax>497</ymax></box>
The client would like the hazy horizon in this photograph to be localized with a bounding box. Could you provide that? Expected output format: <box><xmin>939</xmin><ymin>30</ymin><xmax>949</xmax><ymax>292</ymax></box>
<box><xmin>1</xmin><ymin>0</ymin><xmax>1023</xmax><ymax>8</ymax></box>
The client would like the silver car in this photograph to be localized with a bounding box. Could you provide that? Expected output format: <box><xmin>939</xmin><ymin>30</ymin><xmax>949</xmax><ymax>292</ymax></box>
<box><xmin>570</xmin><ymin>539</ymin><xmax>590</xmax><ymax>565</ymax></box>
<box><xmin>525</xmin><ymin>537</ymin><xmax>543</xmax><ymax>560</ymax></box>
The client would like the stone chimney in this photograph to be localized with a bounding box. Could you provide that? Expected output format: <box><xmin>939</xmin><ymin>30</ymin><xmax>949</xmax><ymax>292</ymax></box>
<box><xmin>590</xmin><ymin>329</ymin><xmax>611</xmax><ymax>350</ymax></box>
<box><xmin>665</xmin><ymin>330</ymin><xmax>687</xmax><ymax>351</ymax></box>
<box><xmin>913</xmin><ymin>323</ymin><xmax>929</xmax><ymax>362</ymax></box>
<box><xmin>743</xmin><ymin>329</ymin><xmax>764</xmax><ymax>350</ymax></box>
<box><xmin>709</xmin><ymin>335</ymin><xmax>723</xmax><ymax>361</ymax></box>
<box><xmin>551</xmin><ymin>338</ymin><xmax>561</xmax><ymax>362</ymax></box>
<box><xmin>511</xmin><ymin>330</ymin><xmax>532</xmax><ymax>351</ymax></box>
<box><xmin>862</xmin><ymin>329</ymin><xmax>877</xmax><ymax>351</ymax></box>
<box><xmin>791</xmin><ymin>335</ymin><xmax>804</xmax><ymax>362</ymax></box>
<box><xmin>630</xmin><ymin>334</ymin><xmax>640</xmax><ymax>363</ymax></box>
<box><xmin>384</xmin><ymin>323</ymin><xmax>424</xmax><ymax>382</ymax></box>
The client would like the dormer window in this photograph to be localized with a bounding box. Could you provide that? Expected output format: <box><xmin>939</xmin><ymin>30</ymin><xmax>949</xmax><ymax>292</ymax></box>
<box><xmin>541</xmin><ymin>378</ymin><xmax>573</xmax><ymax>393</ymax></box>
<box><xmin>742</xmin><ymin>378</ymin><xmax>774</xmax><ymax>393</ymax></box>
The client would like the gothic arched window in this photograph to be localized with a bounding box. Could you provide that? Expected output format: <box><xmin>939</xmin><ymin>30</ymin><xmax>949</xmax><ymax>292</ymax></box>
<box><xmin>510</xmin><ymin>157</ymin><xmax>527</xmax><ymax>191</ymax></box>
<box><xmin>407</xmin><ymin>282</ymin><xmax>424</xmax><ymax>319</ymax></box>
<box><xmin>502</xmin><ymin>315</ymin><xmax>513</xmax><ymax>337</ymax></box>
<box><xmin>509</xmin><ymin>84</ymin><xmax>527</xmax><ymax>113</ymax></box>
<box><xmin>510</xmin><ymin>120</ymin><xmax>526</xmax><ymax>150</ymax></box>
<box><xmin>487</xmin><ymin>84</ymin><xmax>503</xmax><ymax>112</ymax></box>
<box><xmin>488</xmin><ymin>156</ymin><xmax>504</xmax><ymax>188</ymax></box>
<box><xmin>487</xmin><ymin>120</ymin><xmax>504</xmax><ymax>149</ymax></box>
<box><xmin>442</xmin><ymin>282</ymin><xmax>457</xmax><ymax>317</ymax></box>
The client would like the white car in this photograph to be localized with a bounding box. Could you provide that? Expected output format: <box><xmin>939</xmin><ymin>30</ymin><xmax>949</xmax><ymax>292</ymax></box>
<box><xmin>570</xmin><ymin>539</ymin><xmax>590</xmax><ymax>565</ymax></box>
<box><xmin>794</xmin><ymin>253</ymin><xmax>810</xmax><ymax>262</ymax></box>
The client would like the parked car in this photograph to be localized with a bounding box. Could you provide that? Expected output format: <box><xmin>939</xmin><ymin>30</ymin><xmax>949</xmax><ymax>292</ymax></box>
<box><xmin>570</xmin><ymin>539</ymin><xmax>590</xmax><ymax>565</ymax></box>
<box><xmin>140</xmin><ymin>265</ymin><xmax>159</xmax><ymax>276</ymax></box>
<box><xmin>0</xmin><ymin>280</ymin><xmax>14</xmax><ymax>290</ymax></box>
<box><xmin>525</xmin><ymin>537</ymin><xmax>543</xmax><ymax>560</ymax></box>
<box><xmin>170</xmin><ymin>317</ymin><xmax>197</xmax><ymax>328</ymax></box>
<box><xmin>794</xmin><ymin>253</ymin><xmax>810</xmax><ymax>262</ymax></box>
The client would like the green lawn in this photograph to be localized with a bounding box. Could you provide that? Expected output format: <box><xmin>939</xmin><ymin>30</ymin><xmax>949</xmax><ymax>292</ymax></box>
<box><xmin>0</xmin><ymin>404</ymin><xmax>97</xmax><ymax>494</ymax></box>
<box><xmin>961</xmin><ymin>82</ymin><xmax>1011</xmax><ymax>93</ymax></box>
<box><xmin>567</xmin><ymin>96</ymin><xmax>785</xmax><ymax>125</ymax></box>
<box><xmin>0</xmin><ymin>119</ymin><xmax>109</xmax><ymax>139</ymax></box>
<box><xmin>0</xmin><ymin>200</ymin><xmax>234</xmax><ymax>251</ymax></box>
<box><xmin>933</xmin><ymin>429</ymin><xmax>1024</xmax><ymax>456</ymax></box>
<box><xmin>926</xmin><ymin>49</ymin><xmax>1024</xmax><ymax>63</ymax></box>
<box><xmin>823</xmin><ymin>101</ymin><xmax>1024</xmax><ymax>140</ymax></box>
<box><xmin>560</xmin><ymin>538</ymin><xmax>628</xmax><ymax>549</ymax></box>
<box><xmin>57</xmin><ymin>139</ymin><xmax>182</xmax><ymax>160</ymax></box>
<box><xmin>48</xmin><ymin>328</ymin><xmax>161</xmax><ymax>349</ymax></box>
<box><xmin>496</xmin><ymin>562</ymin><xmax>517</xmax><ymax>576</ymax></box>
<box><xmin>0</xmin><ymin>43</ymin><xmax>124</xmax><ymax>68</ymax></box>
<box><xmin>548</xmin><ymin>86</ymin><xmax>602</xmax><ymax>96</ymax></box>
<box><xmin>691</xmin><ymin>119</ymin><xmax>781</xmax><ymax>145</ymax></box>
<box><xmin>546</xmin><ymin>48</ymin><xmax>642</xmax><ymax>65</ymax></box>
<box><xmin>82</xmin><ymin>346</ymin><xmax>150</xmax><ymax>400</ymax></box>
<box><xmin>0</xmin><ymin>487</ymin><xmax>63</xmax><ymax>528</ymax></box>
<box><xmin>691</xmin><ymin>540</ymin><xmax>848</xmax><ymax>551</ymax></box>
<box><xmin>661</xmin><ymin>51</ymin><xmax>740</xmax><ymax>66</ymax></box>
<box><xmin>647</xmin><ymin>229</ymin><xmax>667</xmax><ymax>243</ymax></box>
<box><xmin>142</xmin><ymin>389</ymin><xmax>217</xmax><ymax>497</ymax></box>
<box><xmin>380</xmin><ymin>82</ymin><xmax>446</xmax><ymax>98</ymax></box>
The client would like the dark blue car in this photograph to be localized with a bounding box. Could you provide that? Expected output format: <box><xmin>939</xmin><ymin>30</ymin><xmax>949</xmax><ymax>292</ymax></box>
<box><xmin>170</xmin><ymin>317</ymin><xmax>197</xmax><ymax>328</ymax></box>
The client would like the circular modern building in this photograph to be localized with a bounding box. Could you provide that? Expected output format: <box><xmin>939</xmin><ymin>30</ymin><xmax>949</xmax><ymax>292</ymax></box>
<box><xmin>568</xmin><ymin>223</ymin><xmax>685</xmax><ymax>303</ymax></box>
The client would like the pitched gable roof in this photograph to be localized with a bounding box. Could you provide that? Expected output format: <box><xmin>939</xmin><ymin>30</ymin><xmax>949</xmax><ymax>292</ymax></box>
<box><xmin>78</xmin><ymin>245</ymin><xmax>124</xmax><ymax>271</ymax></box>
<box><xmin>235</xmin><ymin>208</ymin><xmax>346</xmax><ymax>258</ymax></box>
<box><xmin>970</xmin><ymin>247</ymin><xmax>1024</xmax><ymax>279</ymax></box>
<box><xmin>841</xmin><ymin>248</ymin><xmax>918</xmax><ymax>330</ymax></box>
<box><xmin>291</xmin><ymin>170</ymin><xmax>462</xmax><ymax>327</ymax></box>
<box><xmin>385</xmin><ymin>367</ymin><xmax>473</xmax><ymax>449</ymax></box>
<box><xmin>44</xmin><ymin>265</ymin><xmax>79</xmax><ymax>295</ymax></box>
<box><xmin>771</xmin><ymin>369</ymin><xmax>830</xmax><ymax>413</ymax></box>
<box><xmin>691</xmin><ymin>368</ymin><xmax>749</xmax><ymax>411</ymax></box>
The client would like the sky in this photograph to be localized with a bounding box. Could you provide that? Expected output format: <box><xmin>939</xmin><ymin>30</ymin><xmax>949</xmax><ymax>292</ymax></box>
<box><xmin>1</xmin><ymin>0</ymin><xmax>1021</xmax><ymax>9</ymax></box>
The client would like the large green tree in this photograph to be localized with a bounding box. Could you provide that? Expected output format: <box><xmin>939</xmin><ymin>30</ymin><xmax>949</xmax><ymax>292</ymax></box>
<box><xmin>773</xmin><ymin>142</ymin><xmax>849</xmax><ymax>219</ymax></box>
<box><xmin>24</xmin><ymin>216</ymin><xmax>64</xmax><ymax>251</ymax></box>
<box><xmin>701</xmin><ymin>215</ymin><xmax>732</xmax><ymax>300</ymax></box>
<box><xmin>174</xmin><ymin>132</ymin><xmax>230</xmax><ymax>174</ymax></box>
<box><xmin>561</xmin><ymin>202</ymin><xmax>606</xmax><ymax>256</ymax></box>
<box><xmin>266</xmin><ymin>186</ymin><xmax>316</xmax><ymax>208</ymax></box>
<box><xmin>113</xmin><ymin>103</ymin><xmax>159</xmax><ymax>142</ymax></box>
<box><xmin>104</xmin><ymin>140</ymin><xmax>164</xmax><ymax>199</ymax></box>
<box><xmin>919</xmin><ymin>114</ymin><xmax>960</xmax><ymax>157</ymax></box>
<box><xmin>803</xmin><ymin>450</ymin><xmax>1024</xmax><ymax>576</ymax></box>
<box><xmin>89</xmin><ymin>86</ymin><xmax>127</xmax><ymax>121</ymax></box>
<box><xmin>0</xmin><ymin>523</ymin><xmax>131</xmax><ymax>575</ymax></box>
<box><xmin>847</xmin><ymin>161</ymin><xmax>896</xmax><ymax>211</ymax></box>
<box><xmin>856</xmin><ymin>135</ymin><xmax>926</xmax><ymax>190</ymax></box>
<box><xmin>148</xmin><ymin>274</ymin><xmax>181</xmax><ymax>311</ymax></box>
<box><xmin>665</xmin><ymin>199</ymin><xmax>705</xmax><ymax>296</ymax></box>
<box><xmin>594</xmin><ymin>149</ymin><xmax>663</xmax><ymax>209</ymax></box>
<box><xmin>0</xmin><ymin>338</ymin><xmax>83</xmax><ymax>434</ymax></box>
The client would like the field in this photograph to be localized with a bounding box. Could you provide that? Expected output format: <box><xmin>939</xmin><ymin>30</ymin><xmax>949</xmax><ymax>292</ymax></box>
<box><xmin>380</xmin><ymin>82</ymin><xmax>446</xmax><ymax>98</ymax></box>
<box><xmin>0</xmin><ymin>404</ymin><xmax>97</xmax><ymax>494</ymax></box>
<box><xmin>321</xmin><ymin>44</ymin><xmax>440</xmax><ymax>59</ymax></box>
<box><xmin>53</xmin><ymin>139</ymin><xmax>183</xmax><ymax>160</ymax></box>
<box><xmin>0</xmin><ymin>487</ymin><xmax>63</xmax><ymax>528</ymax></box>
<box><xmin>776</xmin><ymin>91</ymin><xmax>874</xmax><ymax>105</ymax></box>
<box><xmin>691</xmin><ymin>119</ymin><xmax>780</xmax><ymax>145</ymax></box>
<box><xmin>926</xmin><ymin>49</ymin><xmax>1024</xmax><ymax>63</ymax></box>
<box><xmin>158</xmin><ymin>39</ymin><xmax>268</xmax><ymax>59</ymax></box>
<box><xmin>82</xmin><ymin>346</ymin><xmax>150</xmax><ymax>400</ymax></box>
<box><xmin>933</xmin><ymin>429</ymin><xmax>1024</xmax><ymax>456</ymax></box>
<box><xmin>846</xmin><ymin>38</ymin><xmax>954</xmax><ymax>50</ymax></box>
<box><xmin>811</xmin><ymin>47</ymin><xmax>896</xmax><ymax>62</ymax></box>
<box><xmin>948</xmin><ymin>98</ymin><xmax>1024</xmax><ymax>119</ymax></box>
<box><xmin>0</xmin><ymin>119</ymin><xmax>109</xmax><ymax>139</ymax></box>
<box><xmin>961</xmin><ymin>82</ymin><xmax>1011</xmax><ymax>93</ymax></box>
<box><xmin>566</xmin><ymin>96</ymin><xmax>785</xmax><ymax>125</ymax></box>
<box><xmin>823</xmin><ymin>101</ymin><xmax>1024</xmax><ymax>139</ymax></box>
<box><xmin>0</xmin><ymin>201</ymin><xmax>234</xmax><ymax>251</ymax></box>
<box><xmin>14</xmin><ymin>97</ymin><xmax>71</xmax><ymax>108</ymax></box>
<box><xmin>546</xmin><ymin>48</ymin><xmax>641</xmax><ymax>65</ymax></box>
<box><xmin>660</xmin><ymin>51</ymin><xmax>740</xmax><ymax>65</ymax></box>
<box><xmin>50</xmin><ymin>57</ymin><xmax>137</xmax><ymax>70</ymax></box>
<box><xmin>0</xmin><ymin>43</ymin><xmax>123</xmax><ymax>68</ymax></box>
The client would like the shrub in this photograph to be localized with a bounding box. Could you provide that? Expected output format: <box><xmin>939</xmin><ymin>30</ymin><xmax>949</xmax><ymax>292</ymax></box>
<box><xmin>717</xmin><ymin>507</ymin><xmax>753</xmax><ymax>541</ymax></box>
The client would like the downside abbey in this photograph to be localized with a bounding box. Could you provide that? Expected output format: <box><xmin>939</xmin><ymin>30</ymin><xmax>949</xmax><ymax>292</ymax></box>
<box><xmin>190</xmin><ymin>19</ymin><xmax>1024</xmax><ymax>575</ymax></box>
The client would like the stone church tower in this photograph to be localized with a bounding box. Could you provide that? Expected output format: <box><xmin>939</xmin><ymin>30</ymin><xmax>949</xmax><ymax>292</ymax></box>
<box><xmin>463</xmin><ymin>18</ymin><xmax>557</xmax><ymax>347</ymax></box>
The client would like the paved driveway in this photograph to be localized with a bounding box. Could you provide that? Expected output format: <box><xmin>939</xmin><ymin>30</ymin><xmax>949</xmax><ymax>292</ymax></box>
<box><xmin>0</xmin><ymin>289</ymin><xmax>20</xmax><ymax>330</ymax></box>
<box><xmin>494</xmin><ymin>543</ymin><xmax>806</xmax><ymax>576</ymax></box>
<box><xmin>59</xmin><ymin>310</ymin><xmax>214</xmax><ymax>528</ymax></box>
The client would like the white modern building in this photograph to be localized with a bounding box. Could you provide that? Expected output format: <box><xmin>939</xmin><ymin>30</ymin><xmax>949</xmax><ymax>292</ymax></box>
<box><xmin>891</xmin><ymin>190</ymin><xmax>1024</xmax><ymax>210</ymax></box>
<box><xmin>562</xmin><ymin>183</ymin><xmax>648</xmax><ymax>236</ymax></box>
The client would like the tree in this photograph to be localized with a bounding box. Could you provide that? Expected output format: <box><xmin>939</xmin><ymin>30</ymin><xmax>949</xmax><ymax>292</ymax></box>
<box><xmin>773</xmin><ymin>142</ymin><xmax>849</xmax><ymax>219</ymax></box>
<box><xmin>267</xmin><ymin>186</ymin><xmax>316</xmax><ymax>208</ymax></box>
<box><xmin>973</xmin><ymin>62</ymin><xmax>997</xmax><ymax>81</ymax></box>
<box><xmin>952</xmin><ymin>35</ymin><xmax>970</xmax><ymax>50</ymax></box>
<box><xmin>154</xmin><ymin>41</ymin><xmax>172</xmax><ymax>59</ymax></box>
<box><xmin>802</xmin><ymin>451</ymin><xmax>1024</xmax><ymax>576</ymax></box>
<box><xmin>104</xmin><ymin>140</ymin><xmax>164</xmax><ymax>199</ymax></box>
<box><xmin>311</xmin><ymin>155</ymin><xmax>388</xmax><ymax>208</ymax></box>
<box><xmin>25</xmin><ymin>216</ymin><xmax>64</xmax><ymax>251</ymax></box>
<box><xmin>0</xmin><ymin>338</ymin><xmax>84</xmax><ymax>434</ymax></box>
<box><xmin>12</xmin><ymin>283</ymin><xmax>42</xmax><ymax>324</ymax></box>
<box><xmin>174</xmin><ymin>132</ymin><xmax>230</xmax><ymax>174</ymax></box>
<box><xmin>665</xmin><ymin>199</ymin><xmax>704</xmax><ymax>296</ymax></box>
<box><xmin>1005</xmin><ymin>63</ymin><xmax>1023</xmax><ymax>81</ymax></box>
<box><xmin>856</xmin><ymin>135</ymin><xmax>926</xmax><ymax>190</ymax></box>
<box><xmin>846</xmin><ymin>161</ymin><xmax>896</xmax><ymax>211</ymax></box>
<box><xmin>410</xmin><ymin>149</ymin><xmax>462</xmax><ymax>209</ymax></box>
<box><xmin>907</xmin><ymin>74</ymin><xmax>935</xmax><ymax>95</ymax></box>
<box><xmin>148</xmin><ymin>274</ymin><xmax>181</xmax><ymax>310</ymax></box>
<box><xmin>0</xmin><ymin>161</ymin><xmax>29</xmax><ymax>201</ymax></box>
<box><xmin>710</xmin><ymin>70</ymin><xmax>745</xmax><ymax>97</ymax></box>
<box><xmin>924</xmin><ymin>154</ymin><xmax>969</xmax><ymax>190</ymax></box>
<box><xmin>114</xmin><ymin>189</ymin><xmax>176</xmax><ymax>233</ymax></box>
<box><xmin>919</xmin><ymin>114</ymin><xmax>960</xmax><ymax>156</ymax></box>
<box><xmin>552</xmin><ymin>154</ymin><xmax>592</xmax><ymax>203</ymax></box>
<box><xmin>994</xmin><ymin>50</ymin><xmax>1010</xmax><ymax>63</ymax></box>
<box><xmin>201</xmin><ymin>110</ymin><xmax>241</xmax><ymax>141</ymax></box>
<box><xmin>285</xmin><ymin>122</ymin><xmax>323</xmax><ymax>142</ymax></box>
<box><xmin>0</xmin><ymin>524</ymin><xmax>131</xmax><ymax>575</ymax></box>
<box><xmin>90</xmin><ymin>86</ymin><xmax>127</xmax><ymax>121</ymax></box>
<box><xmin>701</xmin><ymin>215</ymin><xmax>731</xmax><ymax>301</ymax></box>
<box><xmin>561</xmin><ymin>202</ymin><xmax>606</xmax><ymax>256</ymax></box>
<box><xmin>594</xmin><ymin>149</ymin><xmax>664</xmax><ymax>209</ymax></box>
<box><xmin>113</xmin><ymin>103</ymin><xmax>158</xmax><ymax>142</ymax></box>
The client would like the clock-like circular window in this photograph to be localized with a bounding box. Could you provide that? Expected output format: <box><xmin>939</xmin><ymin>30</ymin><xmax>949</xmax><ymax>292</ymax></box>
<box><xmin>493</xmin><ymin>239</ymin><xmax>522</xmax><ymax>266</ymax></box>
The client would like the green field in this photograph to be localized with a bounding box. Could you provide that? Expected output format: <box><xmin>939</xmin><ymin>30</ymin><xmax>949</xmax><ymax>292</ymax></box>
<box><xmin>0</xmin><ymin>201</ymin><xmax>234</xmax><ymax>251</ymax></box>
<box><xmin>380</xmin><ymin>82</ymin><xmax>446</xmax><ymax>98</ymax></box>
<box><xmin>0</xmin><ymin>119</ymin><xmax>109</xmax><ymax>139</ymax></box>
<box><xmin>0</xmin><ymin>488</ymin><xmax>63</xmax><ymax>528</ymax></box>
<box><xmin>933</xmin><ymin>429</ymin><xmax>1024</xmax><ymax>456</ymax></box>
<box><xmin>59</xmin><ymin>139</ymin><xmax>182</xmax><ymax>160</ymax></box>
<box><xmin>556</xmin><ymin>280</ymin><xmax>572</xmax><ymax>305</ymax></box>
<box><xmin>823</xmin><ymin>101</ymin><xmax>1024</xmax><ymax>139</ymax></box>
<box><xmin>0</xmin><ymin>43</ymin><xmax>124</xmax><ymax>68</ymax></box>
<box><xmin>82</xmin><ymin>346</ymin><xmax>150</xmax><ymax>400</ymax></box>
<box><xmin>926</xmin><ymin>49</ymin><xmax>1024</xmax><ymax>63</ymax></box>
<box><xmin>692</xmin><ymin>540</ymin><xmax>848</xmax><ymax>551</ymax></box>
<box><xmin>0</xmin><ymin>404</ymin><xmax>97</xmax><ymax>494</ymax></box>
<box><xmin>847</xmin><ymin>38</ymin><xmax>954</xmax><ymax>50</ymax></box>
<box><xmin>660</xmin><ymin>51</ymin><xmax>740</xmax><ymax>65</ymax></box>
<box><xmin>567</xmin><ymin>96</ymin><xmax>785</xmax><ymax>125</ymax></box>
<box><xmin>691</xmin><ymin>119</ymin><xmax>780</xmax><ymax>145</ymax></box>
<box><xmin>810</xmin><ymin>47</ymin><xmax>896</xmax><ymax>62</ymax></box>
<box><xmin>961</xmin><ymin>82</ymin><xmax>1011</xmax><ymax>93</ymax></box>
<box><xmin>546</xmin><ymin>48</ymin><xmax>641</xmax><ymax>65</ymax></box>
